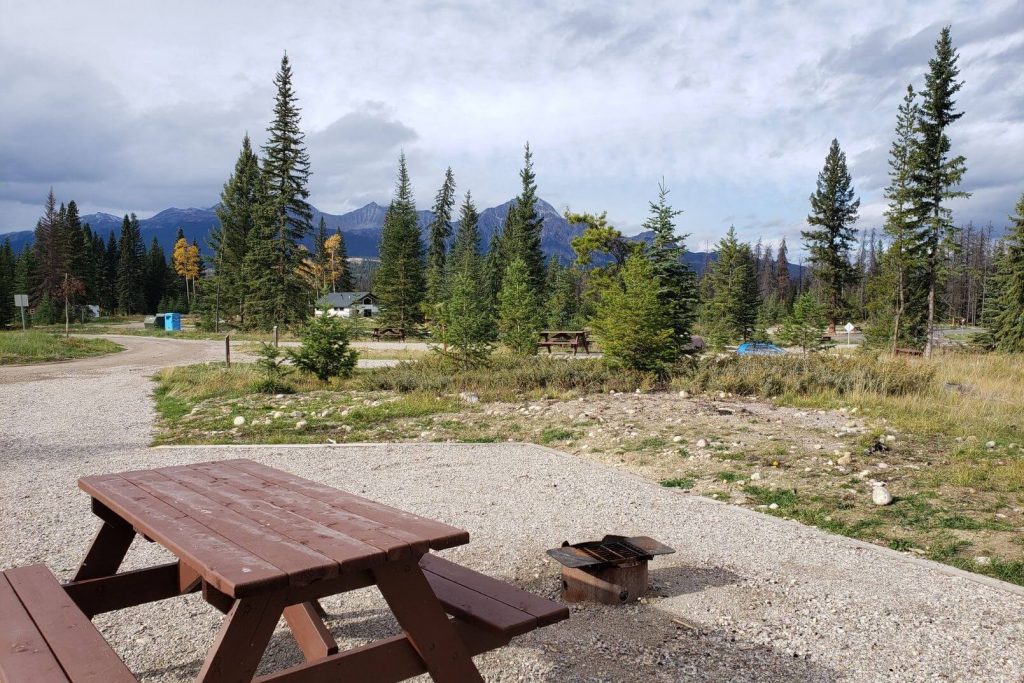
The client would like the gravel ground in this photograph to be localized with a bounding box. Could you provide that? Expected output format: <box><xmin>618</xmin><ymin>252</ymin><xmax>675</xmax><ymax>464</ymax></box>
<box><xmin>1</xmin><ymin>342</ymin><xmax>1023</xmax><ymax>681</ymax></box>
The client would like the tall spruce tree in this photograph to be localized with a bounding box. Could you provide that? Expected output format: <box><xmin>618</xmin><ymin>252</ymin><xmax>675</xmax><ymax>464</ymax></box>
<box><xmin>643</xmin><ymin>182</ymin><xmax>698</xmax><ymax>353</ymax></box>
<box><xmin>425</xmin><ymin>167</ymin><xmax>456</xmax><ymax>312</ymax></box>
<box><xmin>497</xmin><ymin>257</ymin><xmax>541</xmax><ymax>355</ymax></box>
<box><xmin>34</xmin><ymin>188</ymin><xmax>65</xmax><ymax>302</ymax></box>
<box><xmin>116</xmin><ymin>213</ymin><xmax>144</xmax><ymax>314</ymax></box>
<box><xmin>913</xmin><ymin>26</ymin><xmax>969</xmax><ymax>357</ymax></box>
<box><xmin>249</xmin><ymin>53</ymin><xmax>313</xmax><ymax>328</ymax></box>
<box><xmin>375</xmin><ymin>153</ymin><xmax>426</xmax><ymax>331</ymax></box>
<box><xmin>143</xmin><ymin>237</ymin><xmax>168</xmax><ymax>314</ymax></box>
<box><xmin>776</xmin><ymin>239</ymin><xmax>791</xmax><ymax>306</ymax></box>
<box><xmin>437</xmin><ymin>191</ymin><xmax>494</xmax><ymax>365</ymax></box>
<box><xmin>802</xmin><ymin>138</ymin><xmax>860</xmax><ymax>332</ymax></box>
<box><xmin>216</xmin><ymin>134</ymin><xmax>261</xmax><ymax>324</ymax></box>
<box><xmin>496</xmin><ymin>143</ymin><xmax>545</xmax><ymax>297</ymax></box>
<box><xmin>701</xmin><ymin>227</ymin><xmax>759</xmax><ymax>345</ymax></box>
<box><xmin>0</xmin><ymin>238</ymin><xmax>14</xmax><ymax>327</ymax></box>
<box><xmin>991</xmin><ymin>192</ymin><xmax>1024</xmax><ymax>352</ymax></box>
<box><xmin>100</xmin><ymin>231</ymin><xmax>118</xmax><ymax>312</ymax></box>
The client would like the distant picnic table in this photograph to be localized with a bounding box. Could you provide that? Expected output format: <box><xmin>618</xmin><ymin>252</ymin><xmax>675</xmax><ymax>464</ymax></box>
<box><xmin>371</xmin><ymin>327</ymin><xmax>406</xmax><ymax>343</ymax></box>
<box><xmin>538</xmin><ymin>330</ymin><xmax>591</xmax><ymax>355</ymax></box>
<box><xmin>0</xmin><ymin>459</ymin><xmax>567</xmax><ymax>683</ymax></box>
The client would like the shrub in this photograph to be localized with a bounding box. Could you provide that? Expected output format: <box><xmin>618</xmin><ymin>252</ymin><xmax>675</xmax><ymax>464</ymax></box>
<box><xmin>775</xmin><ymin>292</ymin><xmax>830</xmax><ymax>353</ymax></box>
<box><xmin>288</xmin><ymin>311</ymin><xmax>358</xmax><ymax>381</ymax></box>
<box><xmin>253</xmin><ymin>343</ymin><xmax>293</xmax><ymax>394</ymax></box>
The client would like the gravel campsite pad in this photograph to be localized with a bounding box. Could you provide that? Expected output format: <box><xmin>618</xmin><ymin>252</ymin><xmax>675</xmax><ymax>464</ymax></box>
<box><xmin>2</xmin><ymin>341</ymin><xmax>1024</xmax><ymax>681</ymax></box>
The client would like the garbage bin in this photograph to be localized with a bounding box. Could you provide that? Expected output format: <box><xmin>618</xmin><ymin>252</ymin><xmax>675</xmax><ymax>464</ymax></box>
<box><xmin>164</xmin><ymin>312</ymin><xmax>181</xmax><ymax>332</ymax></box>
<box><xmin>144</xmin><ymin>315</ymin><xmax>157</xmax><ymax>329</ymax></box>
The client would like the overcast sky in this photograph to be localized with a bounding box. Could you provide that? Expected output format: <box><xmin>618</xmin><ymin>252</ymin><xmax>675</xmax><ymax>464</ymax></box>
<box><xmin>2</xmin><ymin>0</ymin><xmax>1022</xmax><ymax>251</ymax></box>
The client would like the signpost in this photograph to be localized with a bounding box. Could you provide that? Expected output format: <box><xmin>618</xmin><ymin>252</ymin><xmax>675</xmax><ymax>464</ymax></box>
<box><xmin>844</xmin><ymin>321</ymin><xmax>854</xmax><ymax>347</ymax></box>
<box><xmin>13</xmin><ymin>294</ymin><xmax>28</xmax><ymax>331</ymax></box>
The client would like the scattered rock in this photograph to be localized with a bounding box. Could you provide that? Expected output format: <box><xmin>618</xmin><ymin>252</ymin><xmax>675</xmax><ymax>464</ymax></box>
<box><xmin>458</xmin><ymin>392</ymin><xmax>480</xmax><ymax>404</ymax></box>
<box><xmin>272</xmin><ymin>411</ymin><xmax>283</xmax><ymax>419</ymax></box>
<box><xmin>696</xmin><ymin>438</ymin><xmax>708</xmax><ymax>449</ymax></box>
<box><xmin>768</xmin><ymin>503</ymin><xmax>779</xmax><ymax>510</ymax></box>
<box><xmin>750</xmin><ymin>472</ymin><xmax>761</xmax><ymax>481</ymax></box>
<box><xmin>672</xmin><ymin>436</ymin><xmax>684</xmax><ymax>443</ymax></box>
<box><xmin>295</xmin><ymin>420</ymin><xmax>307</xmax><ymax>430</ymax></box>
<box><xmin>857</xmin><ymin>470</ymin><xmax>871</xmax><ymax>479</ymax></box>
<box><xmin>974</xmin><ymin>556</ymin><xmax>991</xmax><ymax>566</ymax></box>
<box><xmin>837</xmin><ymin>453</ymin><xmax>852</xmax><ymax>466</ymax></box>
<box><xmin>678</xmin><ymin>390</ymin><xmax>689</xmax><ymax>398</ymax></box>
<box><xmin>986</xmin><ymin>441</ymin><xmax>997</xmax><ymax>449</ymax></box>
<box><xmin>232</xmin><ymin>416</ymin><xmax>245</xmax><ymax>427</ymax></box>
<box><xmin>872</xmin><ymin>483</ymin><xmax>893</xmax><ymax>506</ymax></box>
<box><xmin>814</xmin><ymin>444</ymin><xmax>823</xmax><ymax>450</ymax></box>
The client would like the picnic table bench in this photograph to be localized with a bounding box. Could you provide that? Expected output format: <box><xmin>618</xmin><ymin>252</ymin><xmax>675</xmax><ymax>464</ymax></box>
<box><xmin>371</xmin><ymin>327</ymin><xmax>406</xmax><ymax>343</ymax></box>
<box><xmin>0</xmin><ymin>459</ymin><xmax>568</xmax><ymax>683</ymax></box>
<box><xmin>537</xmin><ymin>330</ymin><xmax>591</xmax><ymax>355</ymax></box>
<box><xmin>894</xmin><ymin>347</ymin><xmax>923</xmax><ymax>356</ymax></box>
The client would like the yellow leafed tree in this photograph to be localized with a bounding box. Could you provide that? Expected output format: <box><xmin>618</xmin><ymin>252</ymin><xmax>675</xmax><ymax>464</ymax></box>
<box><xmin>172</xmin><ymin>237</ymin><xmax>201</xmax><ymax>305</ymax></box>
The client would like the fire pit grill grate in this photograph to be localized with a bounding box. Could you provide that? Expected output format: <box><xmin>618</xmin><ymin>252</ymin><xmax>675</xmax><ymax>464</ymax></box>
<box><xmin>546</xmin><ymin>535</ymin><xmax>676</xmax><ymax>604</ymax></box>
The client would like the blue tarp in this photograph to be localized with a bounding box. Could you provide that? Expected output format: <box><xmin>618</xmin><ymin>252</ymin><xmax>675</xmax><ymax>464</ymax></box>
<box><xmin>736</xmin><ymin>342</ymin><xmax>784</xmax><ymax>356</ymax></box>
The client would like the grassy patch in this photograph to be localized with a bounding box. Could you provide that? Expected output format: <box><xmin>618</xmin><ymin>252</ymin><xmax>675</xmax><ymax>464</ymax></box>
<box><xmin>661</xmin><ymin>477</ymin><xmax>695</xmax><ymax>490</ymax></box>
<box><xmin>742</xmin><ymin>485</ymin><xmax>799</xmax><ymax>508</ymax></box>
<box><xmin>0</xmin><ymin>331</ymin><xmax>122</xmax><ymax>364</ymax></box>
<box><xmin>539</xmin><ymin>427</ymin><xmax>576</xmax><ymax>444</ymax></box>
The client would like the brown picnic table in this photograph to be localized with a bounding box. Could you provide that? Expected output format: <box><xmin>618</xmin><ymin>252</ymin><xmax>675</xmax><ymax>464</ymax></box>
<box><xmin>371</xmin><ymin>327</ymin><xmax>406</xmax><ymax>343</ymax></box>
<box><xmin>538</xmin><ymin>330</ymin><xmax>591</xmax><ymax>355</ymax></box>
<box><xmin>0</xmin><ymin>459</ymin><xmax>567</xmax><ymax>683</ymax></box>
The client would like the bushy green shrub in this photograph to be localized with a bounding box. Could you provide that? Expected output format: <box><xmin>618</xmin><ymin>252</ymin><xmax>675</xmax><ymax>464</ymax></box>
<box><xmin>253</xmin><ymin>343</ymin><xmax>293</xmax><ymax>394</ymax></box>
<box><xmin>288</xmin><ymin>311</ymin><xmax>358</xmax><ymax>381</ymax></box>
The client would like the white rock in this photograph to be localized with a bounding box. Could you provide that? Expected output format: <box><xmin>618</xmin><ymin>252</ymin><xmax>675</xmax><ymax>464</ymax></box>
<box><xmin>750</xmin><ymin>472</ymin><xmax>761</xmax><ymax>481</ymax></box>
<box><xmin>871</xmin><ymin>483</ymin><xmax>893</xmax><ymax>506</ymax></box>
<box><xmin>696</xmin><ymin>438</ymin><xmax>708</xmax><ymax>449</ymax></box>
<box><xmin>458</xmin><ymin>392</ymin><xmax>480</xmax><ymax>404</ymax></box>
<box><xmin>272</xmin><ymin>411</ymin><xmax>283</xmax><ymax>419</ymax></box>
<box><xmin>768</xmin><ymin>503</ymin><xmax>779</xmax><ymax>510</ymax></box>
<box><xmin>814</xmin><ymin>444</ymin><xmax>823</xmax><ymax>450</ymax></box>
<box><xmin>857</xmin><ymin>470</ymin><xmax>871</xmax><ymax>479</ymax></box>
<box><xmin>232</xmin><ymin>416</ymin><xmax>246</xmax><ymax>427</ymax></box>
<box><xmin>986</xmin><ymin>441</ymin><xmax>997</xmax><ymax>449</ymax></box>
<box><xmin>975</xmin><ymin>556</ymin><xmax>991</xmax><ymax>566</ymax></box>
<box><xmin>885</xmin><ymin>434</ymin><xmax>896</xmax><ymax>443</ymax></box>
<box><xmin>295</xmin><ymin>420</ymin><xmax>307</xmax><ymax>430</ymax></box>
<box><xmin>672</xmin><ymin>436</ymin><xmax>684</xmax><ymax>443</ymax></box>
<box><xmin>837</xmin><ymin>454</ymin><xmax>852</xmax><ymax>466</ymax></box>
<box><xmin>678</xmin><ymin>390</ymin><xmax>690</xmax><ymax>398</ymax></box>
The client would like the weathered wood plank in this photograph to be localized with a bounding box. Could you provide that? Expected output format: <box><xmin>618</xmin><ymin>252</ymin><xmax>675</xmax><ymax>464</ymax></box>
<box><xmin>422</xmin><ymin>570</ymin><xmax>536</xmax><ymax>638</ymax></box>
<box><xmin>121</xmin><ymin>470</ymin><xmax>338</xmax><ymax>586</ymax></box>
<box><xmin>5</xmin><ymin>566</ymin><xmax>136</xmax><ymax>683</ymax></box>
<box><xmin>0</xmin><ymin>572</ymin><xmax>69</xmax><ymax>683</ymax></box>
<box><xmin>62</xmin><ymin>562</ymin><xmax>191</xmax><ymax>618</ymax></box>
<box><xmin>79</xmin><ymin>474</ymin><xmax>283</xmax><ymax>597</ymax></box>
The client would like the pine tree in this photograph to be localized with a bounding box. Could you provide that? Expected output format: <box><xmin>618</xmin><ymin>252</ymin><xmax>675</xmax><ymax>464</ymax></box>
<box><xmin>101</xmin><ymin>232</ymin><xmax>118</xmax><ymax>313</ymax></box>
<box><xmin>425</xmin><ymin>167</ymin><xmax>456</xmax><ymax>313</ymax></box>
<box><xmin>776</xmin><ymin>292</ymin><xmax>829</xmax><ymax>353</ymax></box>
<box><xmin>375</xmin><ymin>153</ymin><xmax>425</xmax><ymax>332</ymax></box>
<box><xmin>0</xmin><ymin>238</ymin><xmax>14</xmax><ymax>327</ymax></box>
<box><xmin>34</xmin><ymin>188</ymin><xmax>65</xmax><ymax>302</ymax></box>
<box><xmin>497</xmin><ymin>143</ymin><xmax>545</xmax><ymax>296</ymax></box>
<box><xmin>991</xmin><ymin>192</ymin><xmax>1024</xmax><ymax>352</ymax></box>
<box><xmin>543</xmin><ymin>258</ymin><xmax>580</xmax><ymax>329</ymax></box>
<box><xmin>437</xmin><ymin>191</ymin><xmax>494</xmax><ymax>366</ymax></box>
<box><xmin>215</xmin><ymin>134</ymin><xmax>261</xmax><ymax>324</ymax></box>
<box><xmin>776</xmin><ymin>239</ymin><xmax>791</xmax><ymax>306</ymax></box>
<box><xmin>802</xmin><ymin>138</ymin><xmax>860</xmax><ymax>332</ymax></box>
<box><xmin>592</xmin><ymin>253</ymin><xmax>675</xmax><ymax>373</ymax></box>
<box><xmin>143</xmin><ymin>237</ymin><xmax>168</xmax><ymax>314</ymax></box>
<box><xmin>116</xmin><ymin>214</ymin><xmax>144</xmax><ymax>314</ymax></box>
<box><xmin>644</xmin><ymin>182</ymin><xmax>698</xmax><ymax>352</ymax></box>
<box><xmin>914</xmin><ymin>27</ymin><xmax>969</xmax><ymax>356</ymax></box>
<box><xmin>497</xmin><ymin>257</ymin><xmax>541</xmax><ymax>355</ymax></box>
<box><xmin>701</xmin><ymin>227</ymin><xmax>759</xmax><ymax>345</ymax></box>
<box><xmin>251</xmin><ymin>53</ymin><xmax>313</xmax><ymax>327</ymax></box>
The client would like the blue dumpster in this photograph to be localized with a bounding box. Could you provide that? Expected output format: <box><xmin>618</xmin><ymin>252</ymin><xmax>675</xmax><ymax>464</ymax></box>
<box><xmin>164</xmin><ymin>312</ymin><xmax>182</xmax><ymax>332</ymax></box>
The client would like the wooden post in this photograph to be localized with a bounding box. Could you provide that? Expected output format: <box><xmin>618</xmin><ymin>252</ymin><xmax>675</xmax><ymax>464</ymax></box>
<box><xmin>273</xmin><ymin>325</ymin><xmax>279</xmax><ymax>347</ymax></box>
<box><xmin>225</xmin><ymin>335</ymin><xmax>231</xmax><ymax>368</ymax></box>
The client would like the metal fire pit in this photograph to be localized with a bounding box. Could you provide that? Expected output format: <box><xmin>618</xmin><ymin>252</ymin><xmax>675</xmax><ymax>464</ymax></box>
<box><xmin>547</xmin><ymin>535</ymin><xmax>674</xmax><ymax>604</ymax></box>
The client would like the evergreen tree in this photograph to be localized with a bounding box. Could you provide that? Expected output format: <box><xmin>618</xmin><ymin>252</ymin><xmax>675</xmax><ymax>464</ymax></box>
<box><xmin>497</xmin><ymin>143</ymin><xmax>545</xmax><ymax>296</ymax></box>
<box><xmin>375</xmin><ymin>153</ymin><xmax>425</xmax><ymax>332</ymax></box>
<box><xmin>776</xmin><ymin>239</ymin><xmax>791</xmax><ymax>305</ymax></box>
<box><xmin>776</xmin><ymin>292</ymin><xmax>829</xmax><ymax>353</ymax></box>
<box><xmin>436</xmin><ymin>191</ymin><xmax>494</xmax><ymax>366</ymax></box>
<box><xmin>116</xmin><ymin>213</ymin><xmax>144</xmax><ymax>314</ymax></box>
<box><xmin>497</xmin><ymin>257</ymin><xmax>541</xmax><ymax>355</ymax></box>
<box><xmin>100</xmin><ymin>231</ymin><xmax>118</xmax><ymax>313</ymax></box>
<box><xmin>802</xmin><ymin>138</ymin><xmax>860</xmax><ymax>332</ymax></box>
<box><xmin>643</xmin><ymin>182</ymin><xmax>698</xmax><ymax>352</ymax></box>
<box><xmin>215</xmin><ymin>133</ymin><xmax>261</xmax><ymax>324</ymax></box>
<box><xmin>33</xmin><ymin>188</ymin><xmax>65</xmax><ymax>301</ymax></box>
<box><xmin>592</xmin><ymin>253</ymin><xmax>675</xmax><ymax>373</ymax></box>
<box><xmin>143</xmin><ymin>237</ymin><xmax>168</xmax><ymax>314</ymax></box>
<box><xmin>0</xmin><ymin>238</ymin><xmax>14</xmax><ymax>327</ymax></box>
<box><xmin>913</xmin><ymin>27</ymin><xmax>969</xmax><ymax>356</ymax></box>
<box><xmin>991</xmin><ymin>192</ymin><xmax>1024</xmax><ymax>352</ymax></box>
<box><xmin>425</xmin><ymin>167</ymin><xmax>456</xmax><ymax>313</ymax></box>
<box><xmin>312</xmin><ymin>216</ymin><xmax>329</xmax><ymax>293</ymax></box>
<box><xmin>543</xmin><ymin>258</ymin><xmax>580</xmax><ymax>329</ymax></box>
<box><xmin>701</xmin><ymin>227</ymin><xmax>759</xmax><ymax>345</ymax></box>
<box><xmin>250</xmin><ymin>53</ymin><xmax>313</xmax><ymax>327</ymax></box>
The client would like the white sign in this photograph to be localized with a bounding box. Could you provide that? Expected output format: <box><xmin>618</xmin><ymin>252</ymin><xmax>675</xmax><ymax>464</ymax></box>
<box><xmin>13</xmin><ymin>294</ymin><xmax>28</xmax><ymax>307</ymax></box>
<box><xmin>844</xmin><ymin>322</ymin><xmax>854</xmax><ymax>333</ymax></box>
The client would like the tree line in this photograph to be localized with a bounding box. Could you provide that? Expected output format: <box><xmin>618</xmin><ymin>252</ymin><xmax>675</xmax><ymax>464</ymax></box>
<box><xmin>4</xmin><ymin>28</ymin><xmax>1024</xmax><ymax>358</ymax></box>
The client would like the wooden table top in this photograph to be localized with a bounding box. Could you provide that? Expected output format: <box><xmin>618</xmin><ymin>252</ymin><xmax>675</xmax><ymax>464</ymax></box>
<box><xmin>78</xmin><ymin>459</ymin><xmax>469</xmax><ymax>598</ymax></box>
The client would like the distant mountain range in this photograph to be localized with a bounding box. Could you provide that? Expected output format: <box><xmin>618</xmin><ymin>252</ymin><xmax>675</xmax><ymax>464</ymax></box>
<box><xmin>0</xmin><ymin>198</ymin><xmax>776</xmax><ymax>276</ymax></box>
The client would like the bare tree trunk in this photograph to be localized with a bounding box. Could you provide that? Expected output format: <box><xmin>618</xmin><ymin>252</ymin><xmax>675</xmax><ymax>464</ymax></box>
<box><xmin>924</xmin><ymin>279</ymin><xmax>936</xmax><ymax>358</ymax></box>
<box><xmin>892</xmin><ymin>268</ymin><xmax>904</xmax><ymax>355</ymax></box>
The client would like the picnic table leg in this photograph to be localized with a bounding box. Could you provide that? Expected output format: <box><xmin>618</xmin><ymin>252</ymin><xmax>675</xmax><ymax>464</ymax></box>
<box><xmin>373</xmin><ymin>560</ymin><xmax>484</xmax><ymax>683</ymax></box>
<box><xmin>284</xmin><ymin>601</ymin><xmax>338</xmax><ymax>661</ymax></box>
<box><xmin>197</xmin><ymin>594</ymin><xmax>284</xmax><ymax>683</ymax></box>
<box><xmin>73</xmin><ymin>514</ymin><xmax>136</xmax><ymax>582</ymax></box>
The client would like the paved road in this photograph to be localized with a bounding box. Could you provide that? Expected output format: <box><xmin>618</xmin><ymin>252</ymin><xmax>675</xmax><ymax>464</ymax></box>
<box><xmin>1</xmin><ymin>340</ymin><xmax>1022</xmax><ymax>681</ymax></box>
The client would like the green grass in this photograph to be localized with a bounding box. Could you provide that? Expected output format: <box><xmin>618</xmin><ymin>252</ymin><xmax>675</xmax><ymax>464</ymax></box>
<box><xmin>0</xmin><ymin>331</ymin><xmax>123</xmax><ymax>364</ymax></box>
<box><xmin>539</xmin><ymin>427</ymin><xmax>576</xmax><ymax>444</ymax></box>
<box><xmin>661</xmin><ymin>477</ymin><xmax>695</xmax><ymax>490</ymax></box>
<box><xmin>717</xmin><ymin>470</ymin><xmax>740</xmax><ymax>483</ymax></box>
